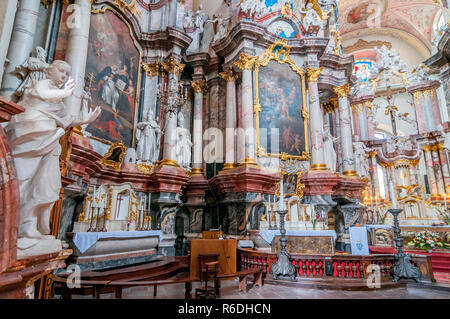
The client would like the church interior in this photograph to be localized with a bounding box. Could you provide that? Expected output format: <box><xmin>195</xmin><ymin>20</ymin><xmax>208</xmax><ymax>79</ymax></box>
<box><xmin>0</xmin><ymin>0</ymin><xmax>450</xmax><ymax>301</ymax></box>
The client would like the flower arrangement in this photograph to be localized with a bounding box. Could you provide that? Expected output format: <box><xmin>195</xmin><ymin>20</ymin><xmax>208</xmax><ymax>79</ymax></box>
<box><xmin>407</xmin><ymin>230</ymin><xmax>446</xmax><ymax>250</ymax></box>
<box><xmin>311</xmin><ymin>210</ymin><xmax>320</xmax><ymax>230</ymax></box>
<box><xmin>376</xmin><ymin>208</ymin><xmax>389</xmax><ymax>225</ymax></box>
<box><xmin>126</xmin><ymin>216</ymin><xmax>132</xmax><ymax>231</ymax></box>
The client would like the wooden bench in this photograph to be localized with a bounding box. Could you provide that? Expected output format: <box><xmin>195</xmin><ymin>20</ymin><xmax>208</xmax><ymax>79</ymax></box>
<box><xmin>215</xmin><ymin>268</ymin><xmax>264</xmax><ymax>295</ymax></box>
<box><xmin>53</xmin><ymin>276</ymin><xmax>112</xmax><ymax>299</ymax></box>
<box><xmin>108</xmin><ymin>278</ymin><xmax>194</xmax><ymax>299</ymax></box>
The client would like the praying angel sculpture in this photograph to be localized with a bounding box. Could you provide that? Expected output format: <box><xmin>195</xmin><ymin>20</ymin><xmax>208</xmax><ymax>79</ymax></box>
<box><xmin>5</xmin><ymin>60</ymin><xmax>101</xmax><ymax>257</ymax></box>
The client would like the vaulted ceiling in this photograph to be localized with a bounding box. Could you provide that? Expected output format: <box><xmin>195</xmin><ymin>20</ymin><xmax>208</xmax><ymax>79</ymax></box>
<box><xmin>338</xmin><ymin>0</ymin><xmax>445</xmax><ymax>55</ymax></box>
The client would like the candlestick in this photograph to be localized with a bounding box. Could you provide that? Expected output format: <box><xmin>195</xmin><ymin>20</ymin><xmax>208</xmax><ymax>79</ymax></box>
<box><xmin>279</xmin><ymin>179</ymin><xmax>284</xmax><ymax>210</ymax></box>
<box><xmin>389</xmin><ymin>180</ymin><xmax>397</xmax><ymax>209</ymax></box>
<box><xmin>148</xmin><ymin>193</ymin><xmax>151</xmax><ymax>211</ymax></box>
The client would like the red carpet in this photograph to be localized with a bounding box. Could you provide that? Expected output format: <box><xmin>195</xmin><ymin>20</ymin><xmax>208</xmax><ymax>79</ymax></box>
<box><xmin>369</xmin><ymin>246</ymin><xmax>450</xmax><ymax>283</ymax></box>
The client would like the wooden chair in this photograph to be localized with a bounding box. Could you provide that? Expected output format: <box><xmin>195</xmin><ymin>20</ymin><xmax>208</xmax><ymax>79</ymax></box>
<box><xmin>195</xmin><ymin>253</ymin><xmax>219</xmax><ymax>299</ymax></box>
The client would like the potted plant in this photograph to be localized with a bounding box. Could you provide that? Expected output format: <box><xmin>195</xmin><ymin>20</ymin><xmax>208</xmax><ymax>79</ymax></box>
<box><xmin>311</xmin><ymin>209</ymin><xmax>320</xmax><ymax>230</ymax></box>
<box><xmin>407</xmin><ymin>230</ymin><xmax>446</xmax><ymax>252</ymax></box>
<box><xmin>126</xmin><ymin>215</ymin><xmax>132</xmax><ymax>231</ymax></box>
<box><xmin>434</xmin><ymin>207</ymin><xmax>450</xmax><ymax>225</ymax></box>
<box><xmin>376</xmin><ymin>208</ymin><xmax>389</xmax><ymax>224</ymax></box>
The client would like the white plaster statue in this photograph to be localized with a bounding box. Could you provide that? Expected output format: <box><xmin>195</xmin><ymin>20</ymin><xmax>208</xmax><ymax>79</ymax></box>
<box><xmin>239</xmin><ymin>0</ymin><xmax>268</xmax><ymax>18</ymax></box>
<box><xmin>135</xmin><ymin>108</ymin><xmax>162</xmax><ymax>164</ymax></box>
<box><xmin>373</xmin><ymin>46</ymin><xmax>409</xmax><ymax>87</ymax></box>
<box><xmin>5</xmin><ymin>60</ymin><xmax>101</xmax><ymax>257</ymax></box>
<box><xmin>15</xmin><ymin>46</ymin><xmax>49</xmax><ymax>100</ymax></box>
<box><xmin>432</xmin><ymin>22</ymin><xmax>449</xmax><ymax>48</ymax></box>
<box><xmin>195</xmin><ymin>4</ymin><xmax>209</xmax><ymax>33</ymax></box>
<box><xmin>300</xmin><ymin>3</ymin><xmax>326</xmax><ymax>35</ymax></box>
<box><xmin>407</xmin><ymin>63</ymin><xmax>438</xmax><ymax>86</ymax></box>
<box><xmin>438</xmin><ymin>124</ymin><xmax>450</xmax><ymax>151</ymax></box>
<box><xmin>323</xmin><ymin>122</ymin><xmax>338</xmax><ymax>172</ymax></box>
<box><xmin>351</xmin><ymin>75</ymin><xmax>375</xmax><ymax>97</ymax></box>
<box><xmin>80</xmin><ymin>85</ymin><xmax>92</xmax><ymax>133</ymax></box>
<box><xmin>207</xmin><ymin>14</ymin><xmax>231</xmax><ymax>43</ymax></box>
<box><xmin>176</xmin><ymin>112</ymin><xmax>192</xmax><ymax>169</ymax></box>
<box><xmin>183</xmin><ymin>10</ymin><xmax>195</xmax><ymax>30</ymax></box>
<box><xmin>124</xmin><ymin>148</ymin><xmax>137</xmax><ymax>164</ymax></box>
<box><xmin>353</xmin><ymin>138</ymin><xmax>370</xmax><ymax>177</ymax></box>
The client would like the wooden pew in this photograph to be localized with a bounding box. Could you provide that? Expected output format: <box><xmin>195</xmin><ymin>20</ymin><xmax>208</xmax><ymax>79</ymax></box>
<box><xmin>53</xmin><ymin>276</ymin><xmax>111</xmax><ymax>299</ymax></box>
<box><xmin>108</xmin><ymin>278</ymin><xmax>194</xmax><ymax>299</ymax></box>
<box><xmin>214</xmin><ymin>268</ymin><xmax>264</xmax><ymax>295</ymax></box>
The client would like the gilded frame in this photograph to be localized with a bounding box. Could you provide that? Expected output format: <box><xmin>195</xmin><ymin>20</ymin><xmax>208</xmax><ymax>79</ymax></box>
<box><xmin>89</xmin><ymin>4</ymin><xmax>143</xmax><ymax>148</ymax></box>
<box><xmin>253</xmin><ymin>39</ymin><xmax>310</xmax><ymax>161</ymax></box>
<box><xmin>275</xmin><ymin>169</ymin><xmax>305</xmax><ymax>199</ymax></box>
<box><xmin>100</xmin><ymin>141</ymin><xmax>127</xmax><ymax>170</ymax></box>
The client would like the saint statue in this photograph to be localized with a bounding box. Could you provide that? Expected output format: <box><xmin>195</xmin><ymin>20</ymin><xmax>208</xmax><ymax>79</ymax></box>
<box><xmin>323</xmin><ymin>122</ymin><xmax>338</xmax><ymax>172</ymax></box>
<box><xmin>15</xmin><ymin>46</ymin><xmax>49</xmax><ymax>100</ymax></box>
<box><xmin>183</xmin><ymin>10</ymin><xmax>195</xmax><ymax>30</ymax></box>
<box><xmin>5</xmin><ymin>60</ymin><xmax>101</xmax><ymax>257</ymax></box>
<box><xmin>176</xmin><ymin>112</ymin><xmax>192</xmax><ymax>169</ymax></box>
<box><xmin>195</xmin><ymin>4</ymin><xmax>209</xmax><ymax>33</ymax></box>
<box><xmin>300</xmin><ymin>3</ymin><xmax>326</xmax><ymax>35</ymax></box>
<box><xmin>135</xmin><ymin>108</ymin><xmax>162</xmax><ymax>164</ymax></box>
<box><xmin>353</xmin><ymin>137</ymin><xmax>370</xmax><ymax>177</ymax></box>
<box><xmin>207</xmin><ymin>14</ymin><xmax>231</xmax><ymax>43</ymax></box>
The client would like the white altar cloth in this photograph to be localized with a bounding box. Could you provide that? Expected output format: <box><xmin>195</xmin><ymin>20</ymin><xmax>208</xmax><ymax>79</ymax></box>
<box><xmin>259</xmin><ymin>230</ymin><xmax>337</xmax><ymax>244</ymax></box>
<box><xmin>73</xmin><ymin>231</ymin><xmax>162</xmax><ymax>254</ymax></box>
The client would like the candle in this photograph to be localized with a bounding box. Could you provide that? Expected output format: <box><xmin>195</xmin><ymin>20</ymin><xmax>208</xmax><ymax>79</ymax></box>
<box><xmin>389</xmin><ymin>180</ymin><xmax>397</xmax><ymax>209</ymax></box>
<box><xmin>279</xmin><ymin>179</ymin><xmax>284</xmax><ymax>210</ymax></box>
<box><xmin>148</xmin><ymin>193</ymin><xmax>151</xmax><ymax>211</ymax></box>
<box><xmin>444</xmin><ymin>193</ymin><xmax>447</xmax><ymax>211</ymax></box>
<box><xmin>93</xmin><ymin>185</ymin><xmax>96</xmax><ymax>203</ymax></box>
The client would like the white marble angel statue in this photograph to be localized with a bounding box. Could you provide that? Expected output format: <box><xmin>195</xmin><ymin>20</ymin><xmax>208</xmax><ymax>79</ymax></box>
<box><xmin>353</xmin><ymin>137</ymin><xmax>370</xmax><ymax>177</ymax></box>
<box><xmin>183</xmin><ymin>10</ymin><xmax>195</xmax><ymax>30</ymax></box>
<box><xmin>176</xmin><ymin>112</ymin><xmax>192</xmax><ymax>169</ymax></box>
<box><xmin>323</xmin><ymin>121</ymin><xmax>338</xmax><ymax>172</ymax></box>
<box><xmin>207</xmin><ymin>13</ymin><xmax>231</xmax><ymax>43</ymax></box>
<box><xmin>135</xmin><ymin>108</ymin><xmax>162</xmax><ymax>164</ymax></box>
<box><xmin>15</xmin><ymin>46</ymin><xmax>49</xmax><ymax>100</ymax></box>
<box><xmin>195</xmin><ymin>4</ymin><xmax>209</xmax><ymax>33</ymax></box>
<box><xmin>5</xmin><ymin>60</ymin><xmax>101</xmax><ymax>257</ymax></box>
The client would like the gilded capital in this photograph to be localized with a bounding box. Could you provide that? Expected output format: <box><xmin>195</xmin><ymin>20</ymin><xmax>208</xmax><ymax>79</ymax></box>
<box><xmin>368</xmin><ymin>151</ymin><xmax>377</xmax><ymax>158</ymax></box>
<box><xmin>142</xmin><ymin>62</ymin><xmax>159</xmax><ymax>78</ymax></box>
<box><xmin>191</xmin><ymin>80</ymin><xmax>206</xmax><ymax>94</ymax></box>
<box><xmin>334</xmin><ymin>84</ymin><xmax>351</xmax><ymax>98</ymax></box>
<box><xmin>162</xmin><ymin>57</ymin><xmax>185</xmax><ymax>74</ymax></box>
<box><xmin>220</xmin><ymin>67</ymin><xmax>238</xmax><ymax>82</ymax></box>
<box><xmin>234</xmin><ymin>53</ymin><xmax>257</xmax><ymax>71</ymax></box>
<box><xmin>306</xmin><ymin>67</ymin><xmax>324</xmax><ymax>82</ymax></box>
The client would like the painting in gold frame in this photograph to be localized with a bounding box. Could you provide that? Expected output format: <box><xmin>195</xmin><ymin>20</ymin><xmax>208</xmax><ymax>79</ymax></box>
<box><xmin>84</xmin><ymin>7</ymin><xmax>142</xmax><ymax>148</ymax></box>
<box><xmin>254</xmin><ymin>39</ymin><xmax>310</xmax><ymax>161</ymax></box>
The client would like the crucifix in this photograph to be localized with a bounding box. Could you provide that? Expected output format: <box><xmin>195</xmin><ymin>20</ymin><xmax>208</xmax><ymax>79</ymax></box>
<box><xmin>116</xmin><ymin>194</ymin><xmax>124</xmax><ymax>219</ymax></box>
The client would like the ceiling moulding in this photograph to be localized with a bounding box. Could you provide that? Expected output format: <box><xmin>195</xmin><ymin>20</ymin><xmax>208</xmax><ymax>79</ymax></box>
<box><xmin>343</xmin><ymin>39</ymin><xmax>392</xmax><ymax>55</ymax></box>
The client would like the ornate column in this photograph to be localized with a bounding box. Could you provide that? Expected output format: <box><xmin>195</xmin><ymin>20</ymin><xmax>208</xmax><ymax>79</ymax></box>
<box><xmin>334</xmin><ymin>84</ymin><xmax>357</xmax><ymax>177</ymax></box>
<box><xmin>235</xmin><ymin>53</ymin><xmax>257</xmax><ymax>166</ymax></box>
<box><xmin>191</xmin><ymin>79</ymin><xmax>206</xmax><ymax>174</ymax></box>
<box><xmin>0</xmin><ymin>0</ymin><xmax>41</xmax><ymax>101</ymax></box>
<box><xmin>142</xmin><ymin>62</ymin><xmax>160</xmax><ymax>118</ymax></box>
<box><xmin>220</xmin><ymin>67</ymin><xmax>238</xmax><ymax>170</ymax></box>
<box><xmin>306</xmin><ymin>67</ymin><xmax>327</xmax><ymax>170</ymax></box>
<box><xmin>408</xmin><ymin>89</ymin><xmax>428</xmax><ymax>134</ymax></box>
<box><xmin>423</xmin><ymin>145</ymin><xmax>439</xmax><ymax>201</ymax></box>
<box><xmin>437</xmin><ymin>144</ymin><xmax>450</xmax><ymax>193</ymax></box>
<box><xmin>160</xmin><ymin>57</ymin><xmax>185</xmax><ymax>166</ymax></box>
<box><xmin>0</xmin><ymin>0</ymin><xmax>19</xmax><ymax>83</ymax></box>
<box><xmin>64</xmin><ymin>0</ymin><xmax>92</xmax><ymax>117</ymax></box>
<box><xmin>427</xmin><ymin>84</ymin><xmax>443</xmax><ymax>129</ymax></box>
<box><xmin>351</xmin><ymin>95</ymin><xmax>375</xmax><ymax>140</ymax></box>
<box><xmin>168</xmin><ymin>0</ymin><xmax>178</xmax><ymax>27</ymax></box>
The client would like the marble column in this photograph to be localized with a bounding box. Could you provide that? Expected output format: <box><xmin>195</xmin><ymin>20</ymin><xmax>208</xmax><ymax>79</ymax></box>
<box><xmin>306</xmin><ymin>67</ymin><xmax>327</xmax><ymax>171</ymax></box>
<box><xmin>368</xmin><ymin>151</ymin><xmax>380</xmax><ymax>199</ymax></box>
<box><xmin>422</xmin><ymin>89</ymin><xmax>437</xmax><ymax>132</ymax></box>
<box><xmin>142</xmin><ymin>62</ymin><xmax>160</xmax><ymax>118</ymax></box>
<box><xmin>409</xmin><ymin>90</ymin><xmax>428</xmax><ymax>134</ymax></box>
<box><xmin>423</xmin><ymin>145</ymin><xmax>439</xmax><ymax>200</ymax></box>
<box><xmin>191</xmin><ymin>79</ymin><xmax>206</xmax><ymax>174</ymax></box>
<box><xmin>334</xmin><ymin>107</ymin><xmax>343</xmax><ymax>174</ymax></box>
<box><xmin>438</xmin><ymin>144</ymin><xmax>450</xmax><ymax>193</ymax></box>
<box><xmin>220</xmin><ymin>67</ymin><xmax>238</xmax><ymax>170</ymax></box>
<box><xmin>168</xmin><ymin>0</ymin><xmax>177</xmax><ymax>27</ymax></box>
<box><xmin>64</xmin><ymin>0</ymin><xmax>92</xmax><ymax>118</ymax></box>
<box><xmin>351</xmin><ymin>104</ymin><xmax>361</xmax><ymax>141</ymax></box>
<box><xmin>429</xmin><ymin>87</ymin><xmax>443</xmax><ymax>129</ymax></box>
<box><xmin>235</xmin><ymin>54</ymin><xmax>257</xmax><ymax>166</ymax></box>
<box><xmin>0</xmin><ymin>0</ymin><xmax>19</xmax><ymax>84</ymax></box>
<box><xmin>0</xmin><ymin>0</ymin><xmax>40</xmax><ymax>101</ymax></box>
<box><xmin>334</xmin><ymin>84</ymin><xmax>357</xmax><ymax>177</ymax></box>
<box><xmin>161</xmin><ymin>57</ymin><xmax>185</xmax><ymax>165</ymax></box>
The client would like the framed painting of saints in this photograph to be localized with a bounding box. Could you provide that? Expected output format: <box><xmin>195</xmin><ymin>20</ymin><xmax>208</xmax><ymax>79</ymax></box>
<box><xmin>84</xmin><ymin>9</ymin><xmax>141</xmax><ymax>147</ymax></box>
<box><xmin>257</xmin><ymin>59</ymin><xmax>308</xmax><ymax>160</ymax></box>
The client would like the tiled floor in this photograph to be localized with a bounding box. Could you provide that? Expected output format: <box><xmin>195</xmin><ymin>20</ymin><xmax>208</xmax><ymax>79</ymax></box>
<box><xmin>64</xmin><ymin>279</ymin><xmax>450</xmax><ymax>299</ymax></box>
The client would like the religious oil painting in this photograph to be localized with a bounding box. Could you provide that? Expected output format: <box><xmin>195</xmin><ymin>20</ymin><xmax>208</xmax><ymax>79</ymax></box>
<box><xmin>258</xmin><ymin>60</ymin><xmax>306</xmax><ymax>157</ymax></box>
<box><xmin>283</xmin><ymin>173</ymin><xmax>298</xmax><ymax>196</ymax></box>
<box><xmin>84</xmin><ymin>10</ymin><xmax>140</xmax><ymax>147</ymax></box>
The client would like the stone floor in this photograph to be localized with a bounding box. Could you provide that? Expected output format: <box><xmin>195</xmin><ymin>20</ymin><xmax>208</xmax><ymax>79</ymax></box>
<box><xmin>64</xmin><ymin>279</ymin><xmax>450</xmax><ymax>299</ymax></box>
